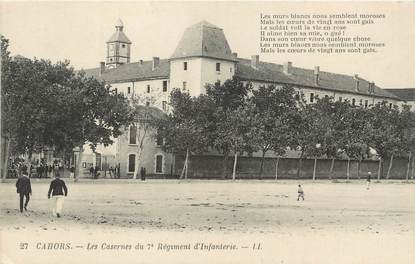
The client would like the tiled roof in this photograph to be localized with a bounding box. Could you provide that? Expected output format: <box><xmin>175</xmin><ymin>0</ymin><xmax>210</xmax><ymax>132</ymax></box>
<box><xmin>384</xmin><ymin>89</ymin><xmax>415</xmax><ymax>101</ymax></box>
<box><xmin>81</xmin><ymin>59</ymin><xmax>169</xmax><ymax>83</ymax></box>
<box><xmin>82</xmin><ymin>58</ymin><xmax>399</xmax><ymax>99</ymax></box>
<box><xmin>107</xmin><ymin>30</ymin><xmax>131</xmax><ymax>44</ymax></box>
<box><xmin>170</xmin><ymin>21</ymin><xmax>237</xmax><ymax>62</ymax></box>
<box><xmin>236</xmin><ymin>58</ymin><xmax>399</xmax><ymax>99</ymax></box>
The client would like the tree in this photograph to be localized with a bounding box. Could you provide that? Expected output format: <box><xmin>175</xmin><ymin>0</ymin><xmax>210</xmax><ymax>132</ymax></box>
<box><xmin>366</xmin><ymin>102</ymin><xmax>400</xmax><ymax>179</ymax></box>
<box><xmin>396</xmin><ymin>105</ymin><xmax>415</xmax><ymax>181</ymax></box>
<box><xmin>129</xmin><ymin>97</ymin><xmax>165</xmax><ymax>179</ymax></box>
<box><xmin>251</xmin><ymin>84</ymin><xmax>299</xmax><ymax>178</ymax></box>
<box><xmin>1</xmin><ymin>36</ymin><xmax>134</xmax><ymax>180</ymax></box>
<box><xmin>156</xmin><ymin>89</ymin><xmax>209</xmax><ymax>179</ymax></box>
<box><xmin>204</xmin><ymin>77</ymin><xmax>253</xmax><ymax>178</ymax></box>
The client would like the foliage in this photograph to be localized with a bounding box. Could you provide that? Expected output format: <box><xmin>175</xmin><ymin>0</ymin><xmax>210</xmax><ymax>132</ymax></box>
<box><xmin>1</xmin><ymin>36</ymin><xmax>134</xmax><ymax>159</ymax></box>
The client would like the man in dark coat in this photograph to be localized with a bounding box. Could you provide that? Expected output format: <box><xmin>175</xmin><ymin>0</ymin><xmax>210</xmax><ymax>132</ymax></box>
<box><xmin>16</xmin><ymin>168</ymin><xmax>32</xmax><ymax>213</ymax></box>
<box><xmin>48</xmin><ymin>174</ymin><xmax>68</xmax><ymax>218</ymax></box>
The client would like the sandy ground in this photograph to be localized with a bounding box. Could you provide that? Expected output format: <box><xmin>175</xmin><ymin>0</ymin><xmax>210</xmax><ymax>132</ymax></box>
<box><xmin>0</xmin><ymin>179</ymin><xmax>414</xmax><ymax>264</ymax></box>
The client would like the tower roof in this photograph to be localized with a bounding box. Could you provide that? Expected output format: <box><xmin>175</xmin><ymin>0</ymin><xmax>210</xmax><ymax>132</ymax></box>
<box><xmin>170</xmin><ymin>20</ymin><xmax>237</xmax><ymax>61</ymax></box>
<box><xmin>107</xmin><ymin>19</ymin><xmax>132</xmax><ymax>44</ymax></box>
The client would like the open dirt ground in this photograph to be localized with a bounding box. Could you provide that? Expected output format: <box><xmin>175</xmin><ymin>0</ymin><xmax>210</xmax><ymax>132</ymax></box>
<box><xmin>1</xmin><ymin>180</ymin><xmax>414</xmax><ymax>264</ymax></box>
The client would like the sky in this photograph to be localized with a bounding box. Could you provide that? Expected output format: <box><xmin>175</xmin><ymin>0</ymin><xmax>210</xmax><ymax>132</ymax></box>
<box><xmin>1</xmin><ymin>1</ymin><xmax>415</xmax><ymax>88</ymax></box>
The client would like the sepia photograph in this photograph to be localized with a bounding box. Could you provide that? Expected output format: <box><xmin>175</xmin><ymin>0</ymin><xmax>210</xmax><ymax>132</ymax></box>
<box><xmin>1</xmin><ymin>1</ymin><xmax>414</xmax><ymax>263</ymax></box>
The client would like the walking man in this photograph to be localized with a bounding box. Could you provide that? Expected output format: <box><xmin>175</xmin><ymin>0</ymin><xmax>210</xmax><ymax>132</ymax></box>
<box><xmin>48</xmin><ymin>174</ymin><xmax>68</xmax><ymax>218</ymax></box>
<box><xmin>16</xmin><ymin>167</ymin><xmax>32</xmax><ymax>213</ymax></box>
<box><xmin>366</xmin><ymin>172</ymin><xmax>372</xmax><ymax>190</ymax></box>
<box><xmin>297</xmin><ymin>184</ymin><xmax>305</xmax><ymax>201</ymax></box>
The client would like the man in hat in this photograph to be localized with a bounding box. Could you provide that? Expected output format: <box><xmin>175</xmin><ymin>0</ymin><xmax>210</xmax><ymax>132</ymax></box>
<box><xmin>16</xmin><ymin>166</ymin><xmax>32</xmax><ymax>213</ymax></box>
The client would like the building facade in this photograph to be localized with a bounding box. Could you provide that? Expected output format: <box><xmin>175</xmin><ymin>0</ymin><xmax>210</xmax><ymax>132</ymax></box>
<box><xmin>83</xmin><ymin>20</ymin><xmax>408</xmax><ymax>178</ymax></box>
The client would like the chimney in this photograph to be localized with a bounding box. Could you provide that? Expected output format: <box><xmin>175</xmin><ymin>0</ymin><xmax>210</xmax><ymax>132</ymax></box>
<box><xmin>99</xmin><ymin>62</ymin><xmax>105</xmax><ymax>75</ymax></box>
<box><xmin>232</xmin><ymin>52</ymin><xmax>238</xmax><ymax>58</ymax></box>
<box><xmin>152</xmin><ymin>57</ymin><xmax>160</xmax><ymax>70</ymax></box>
<box><xmin>354</xmin><ymin>74</ymin><xmax>360</xmax><ymax>91</ymax></box>
<box><xmin>251</xmin><ymin>55</ymin><xmax>259</xmax><ymax>69</ymax></box>
<box><xmin>283</xmin><ymin>61</ymin><xmax>292</xmax><ymax>75</ymax></box>
<box><xmin>314</xmin><ymin>66</ymin><xmax>320</xmax><ymax>86</ymax></box>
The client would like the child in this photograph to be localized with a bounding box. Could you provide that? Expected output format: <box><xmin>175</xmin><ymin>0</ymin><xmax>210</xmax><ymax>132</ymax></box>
<box><xmin>297</xmin><ymin>184</ymin><xmax>304</xmax><ymax>201</ymax></box>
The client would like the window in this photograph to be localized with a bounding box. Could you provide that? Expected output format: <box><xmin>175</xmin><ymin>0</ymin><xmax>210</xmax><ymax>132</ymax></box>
<box><xmin>162</xmin><ymin>101</ymin><xmax>167</xmax><ymax>111</ymax></box>
<box><xmin>310</xmin><ymin>93</ymin><xmax>314</xmax><ymax>103</ymax></box>
<box><xmin>122</xmin><ymin>44</ymin><xmax>125</xmax><ymax>48</ymax></box>
<box><xmin>359</xmin><ymin>99</ymin><xmax>363</xmax><ymax>106</ymax></box>
<box><xmin>146</xmin><ymin>101</ymin><xmax>150</xmax><ymax>106</ymax></box>
<box><xmin>128</xmin><ymin>154</ymin><xmax>136</xmax><ymax>173</ymax></box>
<box><xmin>325</xmin><ymin>95</ymin><xmax>329</xmax><ymax>99</ymax></box>
<box><xmin>162</xmin><ymin>81</ymin><xmax>167</xmax><ymax>92</ymax></box>
<box><xmin>352</xmin><ymin>98</ymin><xmax>356</xmax><ymax>106</ymax></box>
<box><xmin>338</xmin><ymin>97</ymin><xmax>343</xmax><ymax>102</ymax></box>
<box><xmin>129</xmin><ymin>126</ymin><xmax>137</xmax><ymax>145</ymax></box>
<box><xmin>127</xmin><ymin>87</ymin><xmax>131</xmax><ymax>94</ymax></box>
<box><xmin>156</xmin><ymin>130</ymin><xmax>163</xmax><ymax>146</ymax></box>
<box><xmin>216</xmin><ymin>62</ymin><xmax>221</xmax><ymax>72</ymax></box>
<box><xmin>182</xmin><ymin>81</ymin><xmax>187</xmax><ymax>91</ymax></box>
<box><xmin>147</xmin><ymin>85</ymin><xmax>150</xmax><ymax>93</ymax></box>
<box><xmin>230</xmin><ymin>67</ymin><xmax>233</xmax><ymax>73</ymax></box>
<box><xmin>183</xmin><ymin>62</ymin><xmax>187</xmax><ymax>71</ymax></box>
<box><xmin>365</xmin><ymin>100</ymin><xmax>368</xmax><ymax>108</ymax></box>
<box><xmin>155</xmin><ymin>155</ymin><xmax>163</xmax><ymax>173</ymax></box>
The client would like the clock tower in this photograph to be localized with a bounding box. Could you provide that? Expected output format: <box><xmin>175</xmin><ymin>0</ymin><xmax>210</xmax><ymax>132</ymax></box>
<box><xmin>106</xmin><ymin>19</ymin><xmax>132</xmax><ymax>68</ymax></box>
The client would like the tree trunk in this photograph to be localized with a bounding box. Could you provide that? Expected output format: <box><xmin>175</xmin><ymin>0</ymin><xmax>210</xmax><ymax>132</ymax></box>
<box><xmin>1</xmin><ymin>137</ymin><xmax>10</xmax><ymax>182</ymax></box>
<box><xmin>185</xmin><ymin>149</ymin><xmax>189</xmax><ymax>180</ymax></box>
<box><xmin>386</xmin><ymin>154</ymin><xmax>394</xmax><ymax>179</ymax></box>
<box><xmin>357</xmin><ymin>159</ymin><xmax>361</xmax><ymax>179</ymax></box>
<box><xmin>312</xmin><ymin>158</ymin><xmax>317</xmax><ymax>181</ymax></box>
<box><xmin>134</xmin><ymin>149</ymin><xmax>141</xmax><ymax>180</ymax></box>
<box><xmin>411</xmin><ymin>156</ymin><xmax>415</xmax><ymax>180</ymax></box>
<box><xmin>259</xmin><ymin>150</ymin><xmax>266</xmax><ymax>179</ymax></box>
<box><xmin>296</xmin><ymin>152</ymin><xmax>303</xmax><ymax>179</ymax></box>
<box><xmin>275</xmin><ymin>157</ymin><xmax>280</xmax><ymax>181</ymax></box>
<box><xmin>377</xmin><ymin>158</ymin><xmax>382</xmax><ymax>181</ymax></box>
<box><xmin>346</xmin><ymin>158</ymin><xmax>350</xmax><ymax>181</ymax></box>
<box><xmin>232</xmin><ymin>152</ymin><xmax>238</xmax><ymax>181</ymax></box>
<box><xmin>180</xmin><ymin>148</ymin><xmax>189</xmax><ymax>180</ymax></box>
<box><xmin>329</xmin><ymin>158</ymin><xmax>335</xmax><ymax>180</ymax></box>
<box><xmin>74</xmin><ymin>145</ymin><xmax>84</xmax><ymax>182</ymax></box>
<box><xmin>222</xmin><ymin>152</ymin><xmax>229</xmax><ymax>179</ymax></box>
<box><xmin>406</xmin><ymin>152</ymin><xmax>412</xmax><ymax>182</ymax></box>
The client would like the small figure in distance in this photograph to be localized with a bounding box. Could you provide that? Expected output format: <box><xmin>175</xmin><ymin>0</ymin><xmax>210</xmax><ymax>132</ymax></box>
<box><xmin>16</xmin><ymin>166</ymin><xmax>32</xmax><ymax>213</ymax></box>
<box><xmin>140</xmin><ymin>167</ymin><xmax>146</xmax><ymax>181</ymax></box>
<box><xmin>297</xmin><ymin>184</ymin><xmax>305</xmax><ymax>201</ymax></box>
<box><xmin>366</xmin><ymin>172</ymin><xmax>371</xmax><ymax>190</ymax></box>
